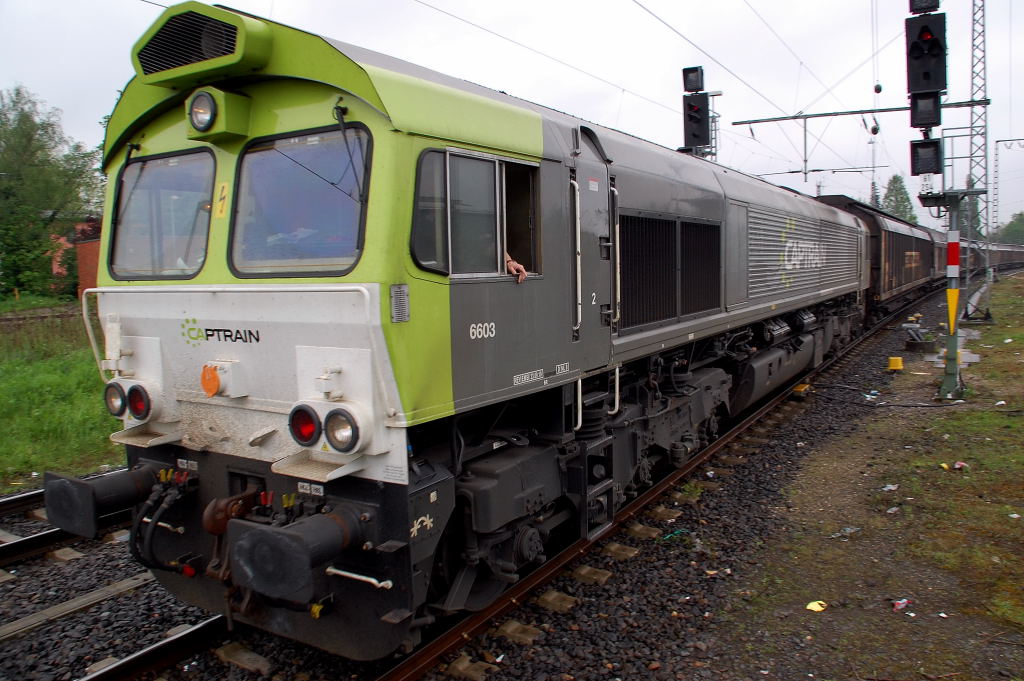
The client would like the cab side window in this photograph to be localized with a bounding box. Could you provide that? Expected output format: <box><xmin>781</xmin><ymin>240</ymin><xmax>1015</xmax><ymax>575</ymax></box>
<box><xmin>451</xmin><ymin>156</ymin><xmax>497</xmax><ymax>273</ymax></box>
<box><xmin>411</xmin><ymin>150</ymin><xmax>537</xmax><ymax>277</ymax></box>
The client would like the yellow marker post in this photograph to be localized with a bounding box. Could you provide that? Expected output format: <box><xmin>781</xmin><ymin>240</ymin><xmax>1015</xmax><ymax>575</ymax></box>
<box><xmin>946</xmin><ymin>288</ymin><xmax>959</xmax><ymax>336</ymax></box>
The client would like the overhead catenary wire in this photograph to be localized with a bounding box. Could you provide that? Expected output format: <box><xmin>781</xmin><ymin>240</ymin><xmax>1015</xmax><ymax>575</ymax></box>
<box><xmin>411</xmin><ymin>0</ymin><xmax>682</xmax><ymax>117</ymax></box>
<box><xmin>630</xmin><ymin>0</ymin><xmax>862</xmax><ymax>172</ymax></box>
<box><xmin>740</xmin><ymin>0</ymin><xmax>844</xmax><ymax>109</ymax></box>
<box><xmin>796</xmin><ymin>30</ymin><xmax>903</xmax><ymax>116</ymax></box>
<box><xmin>630</xmin><ymin>0</ymin><xmax>788</xmax><ymax>117</ymax></box>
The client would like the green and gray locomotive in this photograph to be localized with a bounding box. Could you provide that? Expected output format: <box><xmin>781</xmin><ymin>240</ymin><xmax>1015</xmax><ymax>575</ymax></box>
<box><xmin>45</xmin><ymin>2</ymin><xmax>971</xmax><ymax>660</ymax></box>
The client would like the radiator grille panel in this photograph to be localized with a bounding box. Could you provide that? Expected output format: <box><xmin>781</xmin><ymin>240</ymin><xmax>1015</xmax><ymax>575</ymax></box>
<box><xmin>619</xmin><ymin>216</ymin><xmax>722</xmax><ymax>330</ymax></box>
<box><xmin>748</xmin><ymin>207</ymin><xmax>820</xmax><ymax>298</ymax></box>
<box><xmin>621</xmin><ymin>216</ymin><xmax>677</xmax><ymax>329</ymax></box>
<box><xmin>137</xmin><ymin>12</ymin><xmax>238</xmax><ymax>75</ymax></box>
<box><xmin>680</xmin><ymin>221</ymin><xmax>721</xmax><ymax>315</ymax></box>
<box><xmin>819</xmin><ymin>220</ymin><xmax>860</xmax><ymax>290</ymax></box>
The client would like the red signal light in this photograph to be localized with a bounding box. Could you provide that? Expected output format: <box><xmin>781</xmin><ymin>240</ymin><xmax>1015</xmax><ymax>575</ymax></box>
<box><xmin>126</xmin><ymin>386</ymin><xmax>151</xmax><ymax>420</ymax></box>
<box><xmin>919</xmin><ymin>28</ymin><xmax>934</xmax><ymax>41</ymax></box>
<box><xmin>288</xmin><ymin>405</ymin><xmax>322</xmax><ymax>446</ymax></box>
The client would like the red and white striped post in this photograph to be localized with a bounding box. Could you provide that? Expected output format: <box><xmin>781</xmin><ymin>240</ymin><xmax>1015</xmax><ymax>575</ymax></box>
<box><xmin>940</xmin><ymin>220</ymin><xmax>962</xmax><ymax>397</ymax></box>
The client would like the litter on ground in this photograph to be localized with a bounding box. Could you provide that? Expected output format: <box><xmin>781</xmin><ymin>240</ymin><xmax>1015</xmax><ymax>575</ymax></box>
<box><xmin>828</xmin><ymin>527</ymin><xmax>861</xmax><ymax>540</ymax></box>
<box><xmin>891</xmin><ymin>598</ymin><xmax>912</xmax><ymax>611</ymax></box>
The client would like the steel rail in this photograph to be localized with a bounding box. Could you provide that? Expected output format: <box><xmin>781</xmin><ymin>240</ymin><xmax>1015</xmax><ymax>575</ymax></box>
<box><xmin>0</xmin><ymin>468</ymin><xmax>127</xmax><ymax>519</ymax></box>
<box><xmin>0</xmin><ymin>311</ymin><xmax>78</xmax><ymax>325</ymax></box>
<box><xmin>78</xmin><ymin>616</ymin><xmax>229</xmax><ymax>681</ymax></box>
<box><xmin>0</xmin><ymin>488</ymin><xmax>45</xmax><ymax>517</ymax></box>
<box><xmin>0</xmin><ymin>509</ymin><xmax>133</xmax><ymax>567</ymax></box>
<box><xmin>378</xmin><ymin>293</ymin><xmax>927</xmax><ymax>681</ymax></box>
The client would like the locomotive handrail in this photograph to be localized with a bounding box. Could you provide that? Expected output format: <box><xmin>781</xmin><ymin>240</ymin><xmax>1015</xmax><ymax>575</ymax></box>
<box><xmin>573</xmin><ymin>379</ymin><xmax>583</xmax><ymax>431</ymax></box>
<box><xmin>611</xmin><ymin>186</ymin><xmax>621</xmax><ymax>325</ymax></box>
<box><xmin>607</xmin><ymin>366</ymin><xmax>620</xmax><ymax>416</ymax></box>
<box><xmin>81</xmin><ymin>289</ymin><xmax>108</xmax><ymax>383</ymax></box>
<box><xmin>570</xmin><ymin>179</ymin><xmax>582</xmax><ymax>333</ymax></box>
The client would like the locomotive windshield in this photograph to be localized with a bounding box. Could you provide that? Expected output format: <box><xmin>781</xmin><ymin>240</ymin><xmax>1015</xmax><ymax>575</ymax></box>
<box><xmin>231</xmin><ymin>127</ymin><xmax>369</xmax><ymax>275</ymax></box>
<box><xmin>110</xmin><ymin>151</ymin><xmax>214</xmax><ymax>278</ymax></box>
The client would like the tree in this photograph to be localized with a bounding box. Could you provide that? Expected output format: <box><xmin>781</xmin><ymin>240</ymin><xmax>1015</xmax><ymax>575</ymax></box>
<box><xmin>994</xmin><ymin>212</ymin><xmax>1024</xmax><ymax>245</ymax></box>
<box><xmin>881</xmin><ymin>174</ymin><xmax>919</xmax><ymax>224</ymax></box>
<box><xmin>0</xmin><ymin>86</ymin><xmax>102</xmax><ymax>295</ymax></box>
<box><xmin>964</xmin><ymin>174</ymin><xmax>983</xmax><ymax>237</ymax></box>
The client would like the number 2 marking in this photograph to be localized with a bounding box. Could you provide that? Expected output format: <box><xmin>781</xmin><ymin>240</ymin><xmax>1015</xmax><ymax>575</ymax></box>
<box><xmin>591</xmin><ymin>292</ymin><xmax>597</xmax><ymax>305</ymax></box>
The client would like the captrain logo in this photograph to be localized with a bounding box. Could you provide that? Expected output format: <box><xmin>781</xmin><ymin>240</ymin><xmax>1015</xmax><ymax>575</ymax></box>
<box><xmin>181</xmin><ymin>318</ymin><xmax>204</xmax><ymax>347</ymax></box>
<box><xmin>180</xmin><ymin>318</ymin><xmax>262</xmax><ymax>346</ymax></box>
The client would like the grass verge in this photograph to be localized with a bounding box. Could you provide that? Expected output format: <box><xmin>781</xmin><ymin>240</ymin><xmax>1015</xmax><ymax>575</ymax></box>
<box><xmin>0</xmin><ymin>293</ymin><xmax>74</xmax><ymax>315</ymax></box>
<box><xmin>899</xmin><ymin>272</ymin><xmax>1024</xmax><ymax>627</ymax></box>
<box><xmin>0</xmin><ymin>313</ymin><xmax>122</xmax><ymax>492</ymax></box>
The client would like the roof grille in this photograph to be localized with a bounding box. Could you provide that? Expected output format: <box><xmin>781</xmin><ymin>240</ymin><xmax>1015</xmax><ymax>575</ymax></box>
<box><xmin>137</xmin><ymin>12</ymin><xmax>238</xmax><ymax>75</ymax></box>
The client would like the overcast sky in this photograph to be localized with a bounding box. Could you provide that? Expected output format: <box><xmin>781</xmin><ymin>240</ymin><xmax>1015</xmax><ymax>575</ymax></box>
<box><xmin>2</xmin><ymin>0</ymin><xmax>1021</xmax><ymax>231</ymax></box>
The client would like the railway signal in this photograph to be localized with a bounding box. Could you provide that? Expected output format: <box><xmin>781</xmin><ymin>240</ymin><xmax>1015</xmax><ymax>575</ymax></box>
<box><xmin>910</xmin><ymin>137</ymin><xmax>943</xmax><ymax>176</ymax></box>
<box><xmin>905</xmin><ymin>13</ymin><xmax>947</xmax><ymax>96</ymax></box>
<box><xmin>682</xmin><ymin>66</ymin><xmax>704</xmax><ymax>93</ymax></box>
<box><xmin>684</xmin><ymin>92</ymin><xmax>711</xmax><ymax>147</ymax></box>
<box><xmin>910</xmin><ymin>91</ymin><xmax>942</xmax><ymax>128</ymax></box>
<box><xmin>909</xmin><ymin>0</ymin><xmax>940</xmax><ymax>14</ymax></box>
<box><xmin>905</xmin><ymin>4</ymin><xmax>945</xmax><ymax>172</ymax></box>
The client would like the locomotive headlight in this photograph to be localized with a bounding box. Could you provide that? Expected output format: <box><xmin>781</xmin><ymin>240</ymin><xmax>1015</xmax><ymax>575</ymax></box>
<box><xmin>324</xmin><ymin>409</ymin><xmax>359</xmax><ymax>453</ymax></box>
<box><xmin>188</xmin><ymin>91</ymin><xmax>217</xmax><ymax>132</ymax></box>
<box><xmin>104</xmin><ymin>382</ymin><xmax>127</xmax><ymax>417</ymax></box>
<box><xmin>126</xmin><ymin>385</ymin><xmax>152</xmax><ymax>421</ymax></box>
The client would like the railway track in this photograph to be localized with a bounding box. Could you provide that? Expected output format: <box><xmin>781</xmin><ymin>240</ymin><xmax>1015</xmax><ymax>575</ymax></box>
<box><xmin>77</xmin><ymin>616</ymin><xmax>229</xmax><ymax>681</ymax></box>
<box><xmin>377</xmin><ymin>317</ymin><xmax>892</xmax><ymax>681</ymax></box>
<box><xmin>69</xmin><ymin>294</ymin><xmax>921</xmax><ymax>681</ymax></box>
<box><xmin>0</xmin><ymin>309</ymin><xmax>79</xmax><ymax>325</ymax></box>
<box><xmin>0</xmin><ymin>473</ymin><xmax>131</xmax><ymax>567</ymax></box>
<box><xmin>2</xmin><ymin>288</ymin><xmax>950</xmax><ymax>681</ymax></box>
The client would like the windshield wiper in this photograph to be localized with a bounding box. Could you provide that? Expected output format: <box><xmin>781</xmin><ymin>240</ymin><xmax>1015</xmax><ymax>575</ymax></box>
<box><xmin>270</xmin><ymin>147</ymin><xmax>363</xmax><ymax>207</ymax></box>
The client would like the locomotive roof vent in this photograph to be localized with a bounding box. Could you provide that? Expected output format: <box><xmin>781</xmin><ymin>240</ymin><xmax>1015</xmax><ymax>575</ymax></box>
<box><xmin>132</xmin><ymin>2</ymin><xmax>272</xmax><ymax>87</ymax></box>
<box><xmin>137</xmin><ymin>12</ymin><xmax>238</xmax><ymax>75</ymax></box>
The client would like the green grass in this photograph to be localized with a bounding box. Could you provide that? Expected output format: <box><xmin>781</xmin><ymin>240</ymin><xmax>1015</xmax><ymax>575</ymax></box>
<box><xmin>893</xmin><ymin>274</ymin><xmax>1024</xmax><ymax>628</ymax></box>
<box><xmin>0</xmin><ymin>293</ymin><xmax>74</xmax><ymax>314</ymax></box>
<box><xmin>0</xmin><ymin>314</ymin><xmax>122</xmax><ymax>492</ymax></box>
<box><xmin>899</xmin><ymin>407</ymin><xmax>1024</xmax><ymax>626</ymax></box>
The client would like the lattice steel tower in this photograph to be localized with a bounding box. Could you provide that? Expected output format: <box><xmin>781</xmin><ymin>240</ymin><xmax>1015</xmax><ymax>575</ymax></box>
<box><xmin>968</xmin><ymin>0</ymin><xmax>987</xmax><ymax>234</ymax></box>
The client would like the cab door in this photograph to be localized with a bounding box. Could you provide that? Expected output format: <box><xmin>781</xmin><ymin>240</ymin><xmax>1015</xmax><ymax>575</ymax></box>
<box><xmin>571</xmin><ymin>127</ymin><xmax>613</xmax><ymax>371</ymax></box>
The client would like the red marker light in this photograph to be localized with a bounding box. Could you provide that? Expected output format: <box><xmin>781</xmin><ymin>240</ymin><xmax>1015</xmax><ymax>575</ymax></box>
<box><xmin>181</xmin><ymin>564</ymin><xmax>196</xmax><ymax>578</ymax></box>
<box><xmin>126</xmin><ymin>385</ymin><xmax>151</xmax><ymax>420</ymax></box>
<box><xmin>288</xmin><ymin>405</ymin><xmax>322</xmax><ymax>446</ymax></box>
